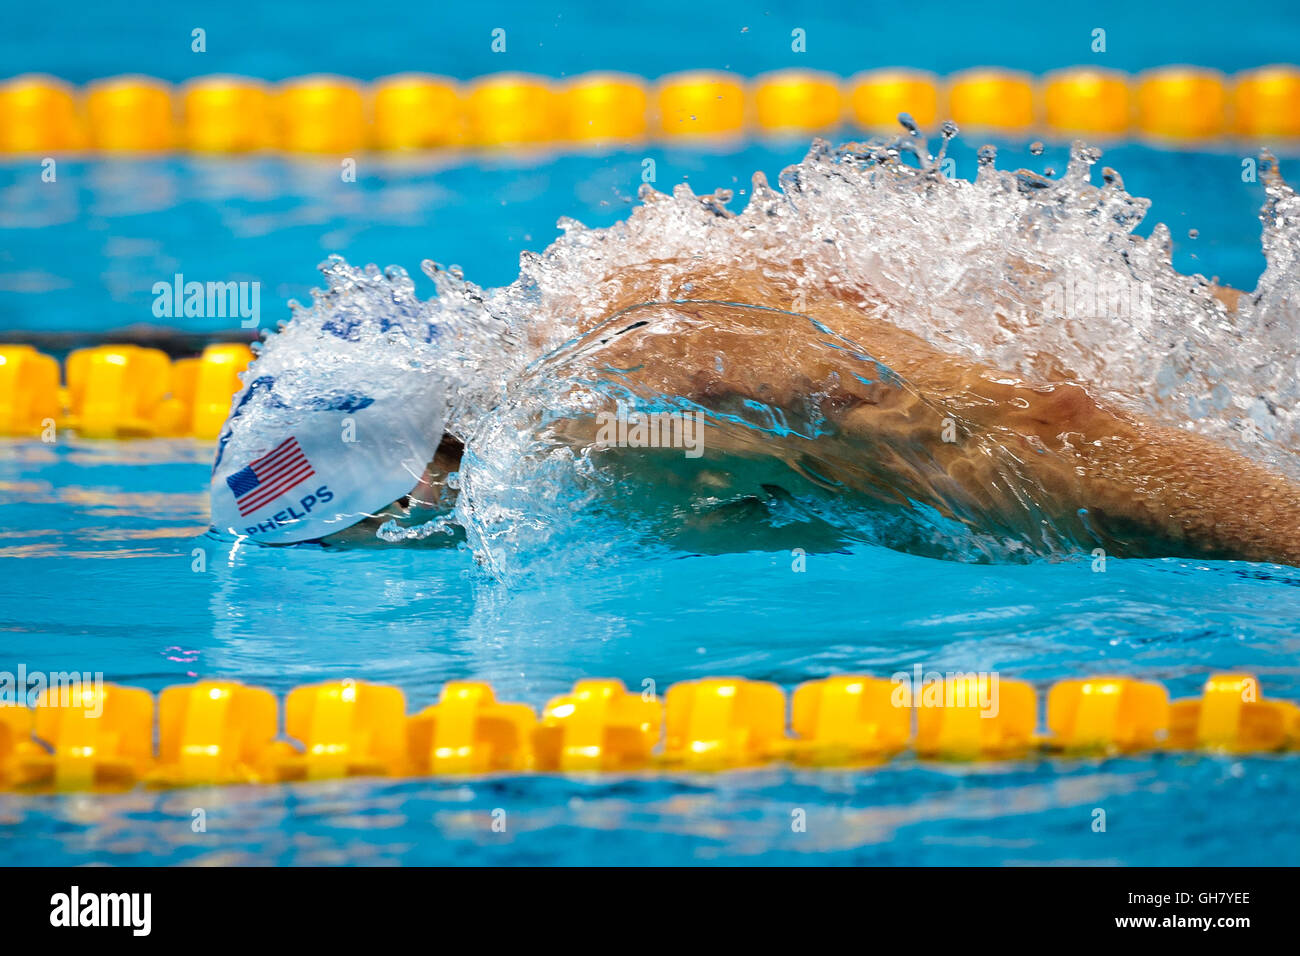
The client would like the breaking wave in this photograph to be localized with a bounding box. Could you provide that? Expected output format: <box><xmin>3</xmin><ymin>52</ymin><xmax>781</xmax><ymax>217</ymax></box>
<box><xmin>221</xmin><ymin>133</ymin><xmax>1300</xmax><ymax>579</ymax></box>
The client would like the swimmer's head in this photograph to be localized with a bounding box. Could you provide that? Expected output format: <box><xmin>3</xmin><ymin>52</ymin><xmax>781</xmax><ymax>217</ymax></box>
<box><xmin>208</xmin><ymin>373</ymin><xmax>447</xmax><ymax>545</ymax></box>
<box><xmin>315</xmin><ymin>436</ymin><xmax>464</xmax><ymax>547</ymax></box>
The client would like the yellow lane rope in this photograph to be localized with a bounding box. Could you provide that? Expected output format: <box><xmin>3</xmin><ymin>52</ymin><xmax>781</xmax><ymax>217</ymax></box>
<box><xmin>0</xmin><ymin>673</ymin><xmax>1293</xmax><ymax>790</ymax></box>
<box><xmin>1</xmin><ymin>66</ymin><xmax>1298</xmax><ymax>154</ymax></box>
<box><xmin>0</xmin><ymin>343</ymin><xmax>250</xmax><ymax>440</ymax></box>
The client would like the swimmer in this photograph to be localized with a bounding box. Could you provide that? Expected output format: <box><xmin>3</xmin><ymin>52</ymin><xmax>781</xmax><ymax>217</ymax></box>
<box><xmin>211</xmin><ymin>264</ymin><xmax>1300</xmax><ymax>566</ymax></box>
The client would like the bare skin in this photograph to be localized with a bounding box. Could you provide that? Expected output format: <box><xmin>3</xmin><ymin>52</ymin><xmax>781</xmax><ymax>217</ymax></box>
<box><xmin>325</xmin><ymin>266</ymin><xmax>1300</xmax><ymax>565</ymax></box>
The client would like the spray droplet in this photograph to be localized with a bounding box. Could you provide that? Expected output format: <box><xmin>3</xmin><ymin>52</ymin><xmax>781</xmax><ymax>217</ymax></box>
<box><xmin>1188</xmin><ymin>228</ymin><xmax>1199</xmax><ymax>239</ymax></box>
<box><xmin>1029</xmin><ymin>141</ymin><xmax>1044</xmax><ymax>155</ymax></box>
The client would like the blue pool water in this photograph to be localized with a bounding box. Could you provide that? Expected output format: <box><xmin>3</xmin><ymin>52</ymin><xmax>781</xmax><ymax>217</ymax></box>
<box><xmin>0</xmin><ymin>142</ymin><xmax>1280</xmax><ymax>334</ymax></box>
<box><xmin>4</xmin><ymin>0</ymin><xmax>1300</xmax><ymax>866</ymax></box>
<box><xmin>4</xmin><ymin>0</ymin><xmax>1299</xmax><ymax>83</ymax></box>
<box><xmin>1</xmin><ymin>438</ymin><xmax>1300</xmax><ymax>864</ymax></box>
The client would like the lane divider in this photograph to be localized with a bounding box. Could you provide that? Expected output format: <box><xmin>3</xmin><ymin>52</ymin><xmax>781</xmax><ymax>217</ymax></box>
<box><xmin>1</xmin><ymin>65</ymin><xmax>1298</xmax><ymax>155</ymax></box>
<box><xmin>0</xmin><ymin>673</ymin><xmax>1296</xmax><ymax>791</ymax></box>
<box><xmin>0</xmin><ymin>342</ymin><xmax>251</xmax><ymax>439</ymax></box>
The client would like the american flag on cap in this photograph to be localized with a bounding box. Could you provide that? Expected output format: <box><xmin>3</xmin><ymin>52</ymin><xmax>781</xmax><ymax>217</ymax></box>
<box><xmin>225</xmin><ymin>436</ymin><xmax>315</xmax><ymax>516</ymax></box>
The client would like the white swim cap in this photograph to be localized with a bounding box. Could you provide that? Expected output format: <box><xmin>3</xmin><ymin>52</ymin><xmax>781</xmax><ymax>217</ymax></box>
<box><xmin>209</xmin><ymin>374</ymin><xmax>446</xmax><ymax>544</ymax></box>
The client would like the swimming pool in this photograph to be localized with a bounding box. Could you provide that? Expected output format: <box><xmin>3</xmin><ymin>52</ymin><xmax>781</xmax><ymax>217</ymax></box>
<box><xmin>4</xmin><ymin>0</ymin><xmax>1300</xmax><ymax>868</ymax></box>
<box><xmin>0</xmin><ymin>141</ymin><xmax>1278</xmax><ymax>336</ymax></box>
<box><xmin>2</xmin><ymin>430</ymin><xmax>1300</xmax><ymax>864</ymax></box>
<box><xmin>3</xmin><ymin>145</ymin><xmax>1300</xmax><ymax>868</ymax></box>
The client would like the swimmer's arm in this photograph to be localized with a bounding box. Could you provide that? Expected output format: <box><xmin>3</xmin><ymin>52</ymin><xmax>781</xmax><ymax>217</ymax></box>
<box><xmin>1105</xmin><ymin>422</ymin><xmax>1300</xmax><ymax>564</ymax></box>
<box><xmin>812</xmin><ymin>310</ymin><xmax>1300</xmax><ymax>565</ymax></box>
<box><xmin>581</xmin><ymin>287</ymin><xmax>1300</xmax><ymax>564</ymax></box>
<box><xmin>945</xmin><ymin>376</ymin><xmax>1300</xmax><ymax>565</ymax></box>
<box><xmin>792</xmin><ymin>280</ymin><xmax>1300</xmax><ymax>563</ymax></box>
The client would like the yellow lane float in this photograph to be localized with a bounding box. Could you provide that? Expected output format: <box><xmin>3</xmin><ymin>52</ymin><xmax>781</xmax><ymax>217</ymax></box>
<box><xmin>151</xmin><ymin>681</ymin><xmax>279</xmax><ymax>786</ymax></box>
<box><xmin>1136</xmin><ymin>66</ymin><xmax>1229</xmax><ymax>140</ymax></box>
<box><xmin>86</xmin><ymin>75</ymin><xmax>176</xmax><ymax>152</ymax></box>
<box><xmin>1044</xmin><ymin>67</ymin><xmax>1132</xmax><ymax>136</ymax></box>
<box><xmin>277</xmin><ymin>74</ymin><xmax>368</xmax><ymax>153</ymax></box>
<box><xmin>1233</xmin><ymin>64</ymin><xmax>1300</xmax><ymax>139</ymax></box>
<box><xmin>1047</xmin><ymin>677</ymin><xmax>1168</xmax><ymax>753</ymax></box>
<box><xmin>791</xmin><ymin>675</ymin><xmax>911</xmax><ymax>764</ymax></box>
<box><xmin>0</xmin><ymin>343</ymin><xmax>251</xmax><ymax>439</ymax></box>
<box><xmin>0</xmin><ymin>74</ymin><xmax>84</xmax><ymax>152</ymax></box>
<box><xmin>656</xmin><ymin>70</ymin><xmax>747</xmax><ymax>138</ymax></box>
<box><xmin>466</xmin><ymin>73</ymin><xmax>559</xmax><ymax>147</ymax></box>
<box><xmin>754</xmin><ymin>69</ymin><xmax>843</xmax><ymax>135</ymax></box>
<box><xmin>171</xmin><ymin>343</ymin><xmax>253</xmax><ymax>440</ymax></box>
<box><xmin>271</xmin><ymin>681</ymin><xmax>408</xmax><ymax>781</ymax></box>
<box><xmin>13</xmin><ymin>683</ymin><xmax>154</xmax><ymax>790</ymax></box>
<box><xmin>562</xmin><ymin>72</ymin><xmax>649</xmax><ymax>145</ymax></box>
<box><xmin>533</xmin><ymin>679</ymin><xmax>661</xmax><ymax>771</ymax></box>
<box><xmin>65</xmin><ymin>344</ymin><xmax>178</xmax><ymax>438</ymax></box>
<box><xmin>0</xmin><ymin>345</ymin><xmax>61</xmax><ymax>437</ymax></box>
<box><xmin>663</xmin><ymin>677</ymin><xmax>788</xmax><ymax>768</ymax></box>
<box><xmin>847</xmin><ymin>68</ymin><xmax>940</xmax><ymax>132</ymax></box>
<box><xmin>373</xmin><ymin>73</ymin><xmax>463</xmax><ymax>150</ymax></box>
<box><xmin>915</xmin><ymin>674</ymin><xmax>1037</xmax><ymax>759</ymax></box>
<box><xmin>0</xmin><ymin>672</ymin><xmax>1296</xmax><ymax>791</ymax></box>
<box><xmin>1</xmin><ymin>68</ymin><xmax>1293</xmax><ymax>151</ymax></box>
<box><xmin>947</xmin><ymin>68</ymin><xmax>1036</xmax><ymax>133</ymax></box>
<box><xmin>182</xmin><ymin>76</ymin><xmax>275</xmax><ymax>152</ymax></box>
<box><xmin>1169</xmin><ymin>673</ymin><xmax>1300</xmax><ymax>752</ymax></box>
<box><xmin>407</xmin><ymin>681</ymin><xmax>536</xmax><ymax>774</ymax></box>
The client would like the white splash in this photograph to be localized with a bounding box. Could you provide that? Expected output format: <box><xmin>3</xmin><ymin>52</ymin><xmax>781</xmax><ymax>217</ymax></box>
<box><xmin>228</xmin><ymin>136</ymin><xmax>1300</xmax><ymax>576</ymax></box>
